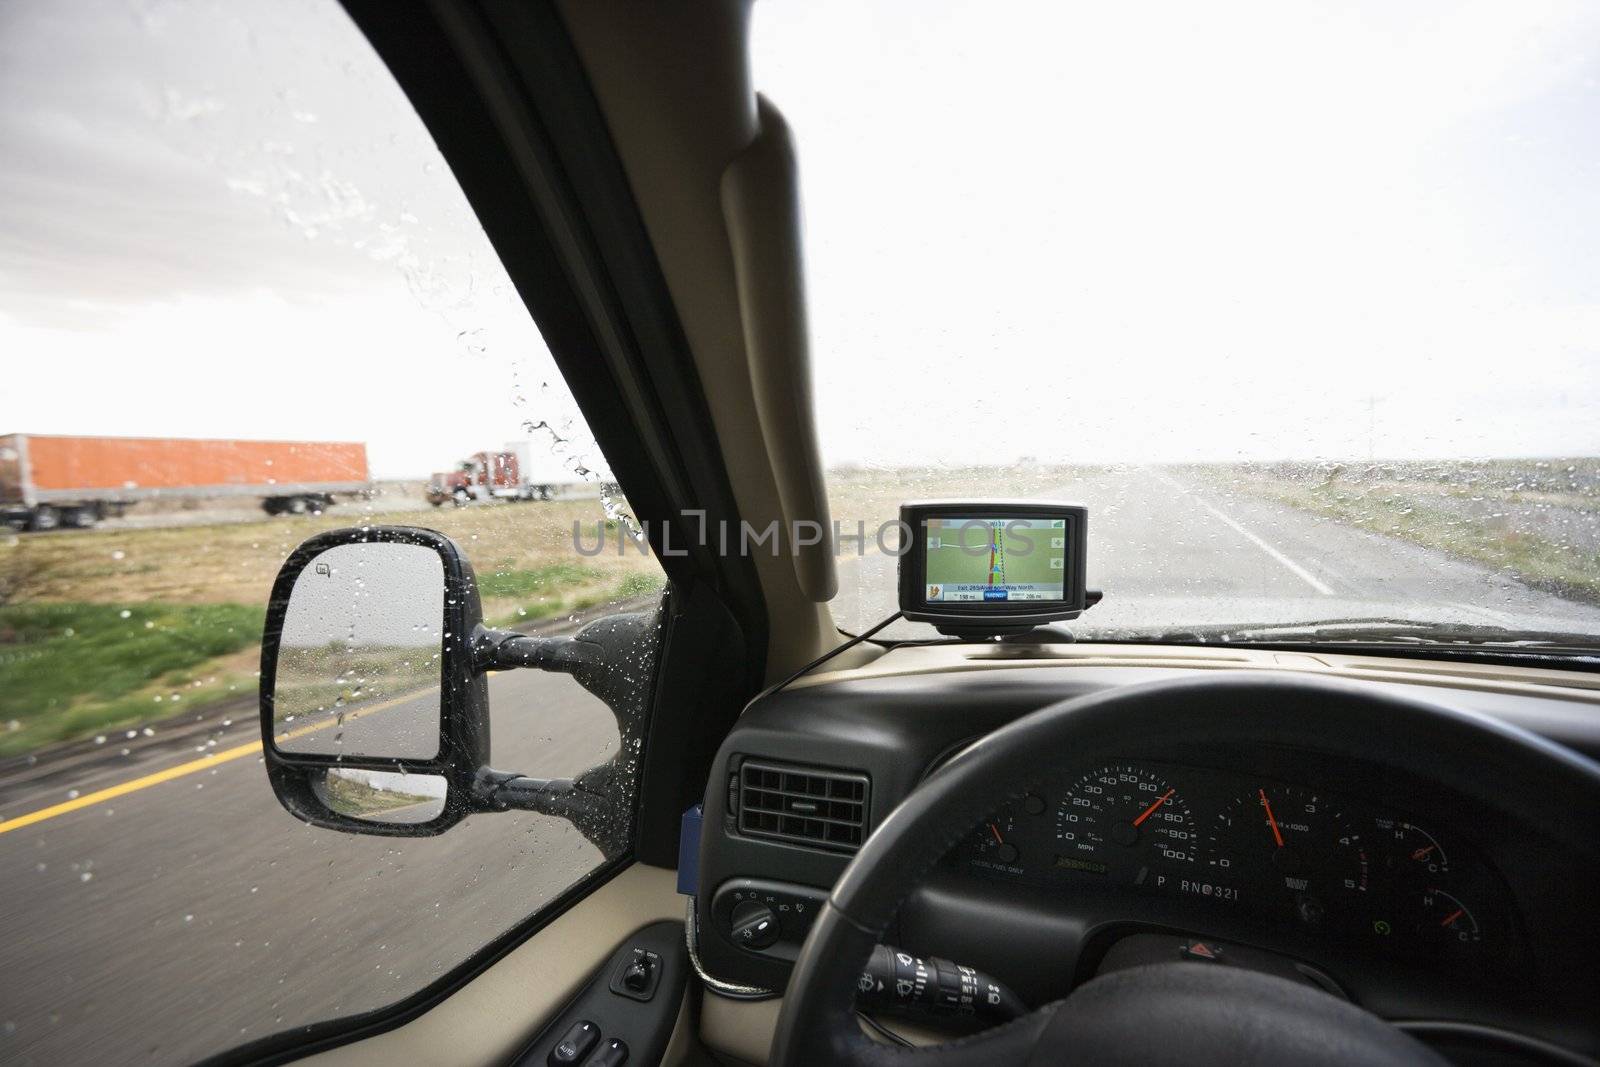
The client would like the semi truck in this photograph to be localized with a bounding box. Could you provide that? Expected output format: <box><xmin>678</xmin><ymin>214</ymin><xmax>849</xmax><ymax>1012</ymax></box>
<box><xmin>426</xmin><ymin>442</ymin><xmax>579</xmax><ymax>507</ymax></box>
<box><xmin>0</xmin><ymin>434</ymin><xmax>371</xmax><ymax>531</ymax></box>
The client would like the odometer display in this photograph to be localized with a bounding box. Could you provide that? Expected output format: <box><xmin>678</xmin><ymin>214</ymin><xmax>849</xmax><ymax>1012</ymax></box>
<box><xmin>1055</xmin><ymin>764</ymin><xmax>1198</xmax><ymax>871</ymax></box>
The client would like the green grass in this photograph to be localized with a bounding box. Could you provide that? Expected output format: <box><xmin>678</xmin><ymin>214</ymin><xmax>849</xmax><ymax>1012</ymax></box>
<box><xmin>0</xmin><ymin>567</ymin><xmax>667</xmax><ymax>758</ymax></box>
<box><xmin>319</xmin><ymin>773</ymin><xmax>440</xmax><ymax>819</ymax></box>
<box><xmin>480</xmin><ymin>564</ymin><xmax>663</xmax><ymax>626</ymax></box>
<box><xmin>476</xmin><ymin>562</ymin><xmax>604</xmax><ymax>600</ymax></box>
<box><xmin>0</xmin><ymin>603</ymin><xmax>264</xmax><ymax>756</ymax></box>
<box><xmin>615</xmin><ymin>571</ymin><xmax>666</xmax><ymax>599</ymax></box>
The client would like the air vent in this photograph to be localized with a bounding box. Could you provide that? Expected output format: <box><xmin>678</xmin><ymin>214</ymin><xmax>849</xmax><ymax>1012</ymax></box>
<box><xmin>737</xmin><ymin>760</ymin><xmax>869</xmax><ymax>852</ymax></box>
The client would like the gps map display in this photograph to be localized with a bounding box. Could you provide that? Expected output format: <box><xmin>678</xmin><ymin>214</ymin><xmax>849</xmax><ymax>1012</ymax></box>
<box><xmin>923</xmin><ymin>517</ymin><xmax>1066</xmax><ymax>603</ymax></box>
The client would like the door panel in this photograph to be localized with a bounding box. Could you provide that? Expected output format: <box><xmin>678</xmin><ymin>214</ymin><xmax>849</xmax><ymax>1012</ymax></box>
<box><xmin>302</xmin><ymin>864</ymin><xmax>685</xmax><ymax>1065</ymax></box>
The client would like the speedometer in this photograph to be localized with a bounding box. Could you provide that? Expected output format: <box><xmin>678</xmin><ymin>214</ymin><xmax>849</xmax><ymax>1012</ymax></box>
<box><xmin>1054</xmin><ymin>764</ymin><xmax>1198</xmax><ymax>872</ymax></box>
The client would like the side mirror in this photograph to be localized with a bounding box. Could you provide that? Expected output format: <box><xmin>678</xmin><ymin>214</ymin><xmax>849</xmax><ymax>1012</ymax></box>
<box><xmin>258</xmin><ymin>526</ymin><xmax>660</xmax><ymax>856</ymax></box>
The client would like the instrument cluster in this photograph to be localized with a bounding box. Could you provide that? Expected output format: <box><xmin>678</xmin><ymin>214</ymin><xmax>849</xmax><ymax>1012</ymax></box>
<box><xmin>953</xmin><ymin>760</ymin><xmax>1512</xmax><ymax>963</ymax></box>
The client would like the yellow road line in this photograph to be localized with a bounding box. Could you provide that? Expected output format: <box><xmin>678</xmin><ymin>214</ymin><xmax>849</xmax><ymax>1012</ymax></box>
<box><xmin>0</xmin><ymin>739</ymin><xmax>263</xmax><ymax>835</ymax></box>
<box><xmin>0</xmin><ymin>686</ymin><xmax>439</xmax><ymax>836</ymax></box>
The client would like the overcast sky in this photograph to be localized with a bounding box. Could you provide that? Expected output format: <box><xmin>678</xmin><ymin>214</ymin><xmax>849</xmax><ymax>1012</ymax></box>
<box><xmin>282</xmin><ymin>541</ymin><xmax>443</xmax><ymax>648</ymax></box>
<box><xmin>2</xmin><ymin>0</ymin><xmax>1597</xmax><ymax>477</ymax></box>
<box><xmin>0</xmin><ymin>0</ymin><xmax>597</xmax><ymax>481</ymax></box>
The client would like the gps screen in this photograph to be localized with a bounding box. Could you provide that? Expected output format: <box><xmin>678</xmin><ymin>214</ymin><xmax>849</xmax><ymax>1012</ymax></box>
<box><xmin>922</xmin><ymin>517</ymin><xmax>1067</xmax><ymax>603</ymax></box>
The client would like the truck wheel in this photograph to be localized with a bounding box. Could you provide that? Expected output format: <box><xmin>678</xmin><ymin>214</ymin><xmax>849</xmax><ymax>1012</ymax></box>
<box><xmin>27</xmin><ymin>505</ymin><xmax>61</xmax><ymax>532</ymax></box>
<box><xmin>285</xmin><ymin>496</ymin><xmax>310</xmax><ymax>515</ymax></box>
<box><xmin>61</xmin><ymin>506</ymin><xmax>99</xmax><ymax>529</ymax></box>
<box><xmin>452</xmin><ymin>490</ymin><xmax>471</xmax><ymax>508</ymax></box>
<box><xmin>538</xmin><ymin>486</ymin><xmax>554</xmax><ymax>502</ymax></box>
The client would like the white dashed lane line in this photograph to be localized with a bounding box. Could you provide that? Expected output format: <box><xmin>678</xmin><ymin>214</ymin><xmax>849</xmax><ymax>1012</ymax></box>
<box><xmin>1157</xmin><ymin>473</ymin><xmax>1335</xmax><ymax>596</ymax></box>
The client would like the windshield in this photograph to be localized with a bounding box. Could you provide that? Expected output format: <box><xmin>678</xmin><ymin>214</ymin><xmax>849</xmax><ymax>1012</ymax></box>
<box><xmin>753</xmin><ymin>1</ymin><xmax>1600</xmax><ymax>648</ymax></box>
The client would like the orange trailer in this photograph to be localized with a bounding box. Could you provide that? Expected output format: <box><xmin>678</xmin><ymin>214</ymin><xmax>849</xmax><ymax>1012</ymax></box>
<box><xmin>0</xmin><ymin>434</ymin><xmax>370</xmax><ymax>530</ymax></box>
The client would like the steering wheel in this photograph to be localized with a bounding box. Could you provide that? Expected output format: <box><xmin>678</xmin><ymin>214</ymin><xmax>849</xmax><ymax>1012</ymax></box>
<box><xmin>769</xmin><ymin>672</ymin><xmax>1600</xmax><ymax>1066</ymax></box>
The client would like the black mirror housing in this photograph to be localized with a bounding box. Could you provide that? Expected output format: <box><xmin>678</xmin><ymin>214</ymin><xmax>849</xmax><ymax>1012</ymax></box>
<box><xmin>258</xmin><ymin>526</ymin><xmax>488</xmax><ymax>837</ymax></box>
<box><xmin>259</xmin><ymin>524</ymin><xmax>665</xmax><ymax>854</ymax></box>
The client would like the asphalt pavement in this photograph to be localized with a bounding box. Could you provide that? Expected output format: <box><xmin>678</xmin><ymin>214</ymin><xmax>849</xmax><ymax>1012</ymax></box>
<box><xmin>0</xmin><ymin>668</ymin><xmax>620</xmax><ymax>1065</ymax></box>
<box><xmin>832</xmin><ymin>468</ymin><xmax>1600</xmax><ymax>637</ymax></box>
<box><xmin>4</xmin><ymin>465</ymin><xmax>1600</xmax><ymax>1064</ymax></box>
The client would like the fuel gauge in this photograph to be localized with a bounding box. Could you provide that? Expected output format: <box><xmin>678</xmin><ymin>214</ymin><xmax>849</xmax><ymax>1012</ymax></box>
<box><xmin>970</xmin><ymin>812</ymin><xmax>1022</xmax><ymax>869</ymax></box>
<box><xmin>982</xmin><ymin>815</ymin><xmax>1020</xmax><ymax>864</ymax></box>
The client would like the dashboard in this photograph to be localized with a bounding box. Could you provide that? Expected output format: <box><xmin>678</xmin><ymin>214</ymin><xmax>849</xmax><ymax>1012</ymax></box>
<box><xmin>693</xmin><ymin>649</ymin><xmax>1600</xmax><ymax>1062</ymax></box>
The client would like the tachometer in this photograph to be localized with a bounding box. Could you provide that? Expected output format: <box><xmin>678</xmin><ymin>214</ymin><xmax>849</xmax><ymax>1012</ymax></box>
<box><xmin>1054</xmin><ymin>765</ymin><xmax>1198</xmax><ymax>872</ymax></box>
<box><xmin>1210</xmin><ymin>785</ymin><xmax>1367</xmax><ymax>924</ymax></box>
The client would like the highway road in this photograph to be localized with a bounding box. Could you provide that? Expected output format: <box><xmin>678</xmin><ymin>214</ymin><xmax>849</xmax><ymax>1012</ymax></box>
<box><xmin>833</xmin><ymin>468</ymin><xmax>1600</xmax><ymax>639</ymax></box>
<box><xmin>0</xmin><ymin>668</ymin><xmax>622</xmax><ymax>1066</ymax></box>
<box><xmin>4</xmin><ymin>466</ymin><xmax>1600</xmax><ymax>1064</ymax></box>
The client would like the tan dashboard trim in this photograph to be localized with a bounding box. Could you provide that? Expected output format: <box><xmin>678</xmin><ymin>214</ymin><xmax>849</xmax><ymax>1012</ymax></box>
<box><xmin>701</xmin><ymin>992</ymin><xmax>783</xmax><ymax>1066</ymax></box>
<box><xmin>785</xmin><ymin>642</ymin><xmax>1600</xmax><ymax>706</ymax></box>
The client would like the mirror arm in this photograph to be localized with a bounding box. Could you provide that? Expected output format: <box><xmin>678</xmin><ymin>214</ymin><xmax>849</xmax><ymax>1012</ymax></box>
<box><xmin>470</xmin><ymin>763</ymin><xmax>628</xmax><ymax>859</ymax></box>
<box><xmin>471</xmin><ymin>626</ymin><xmax>603</xmax><ymax>675</ymax></box>
<box><xmin>471</xmin><ymin>766</ymin><xmax>580</xmax><ymax>809</ymax></box>
<box><xmin>461</xmin><ymin>612</ymin><xmax>659</xmax><ymax>857</ymax></box>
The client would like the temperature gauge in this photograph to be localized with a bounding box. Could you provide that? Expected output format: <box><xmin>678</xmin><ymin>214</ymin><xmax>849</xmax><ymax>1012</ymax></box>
<box><xmin>1419</xmin><ymin>888</ymin><xmax>1482</xmax><ymax>949</ymax></box>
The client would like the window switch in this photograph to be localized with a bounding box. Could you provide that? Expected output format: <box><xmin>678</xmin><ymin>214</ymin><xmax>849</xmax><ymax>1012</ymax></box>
<box><xmin>548</xmin><ymin>1020</ymin><xmax>600</xmax><ymax>1066</ymax></box>
<box><xmin>590</xmin><ymin>1038</ymin><xmax>628</xmax><ymax>1067</ymax></box>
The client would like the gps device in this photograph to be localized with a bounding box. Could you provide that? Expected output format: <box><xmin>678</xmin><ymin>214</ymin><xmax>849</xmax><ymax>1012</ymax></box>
<box><xmin>897</xmin><ymin>500</ymin><xmax>1089</xmax><ymax>636</ymax></box>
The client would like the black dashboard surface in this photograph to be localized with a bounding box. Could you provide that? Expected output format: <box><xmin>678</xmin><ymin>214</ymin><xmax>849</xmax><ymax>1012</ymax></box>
<box><xmin>694</xmin><ymin>661</ymin><xmax>1600</xmax><ymax>1059</ymax></box>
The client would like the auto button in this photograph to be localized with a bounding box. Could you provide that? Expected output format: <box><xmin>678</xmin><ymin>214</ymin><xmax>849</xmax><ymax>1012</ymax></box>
<box><xmin>548</xmin><ymin>1020</ymin><xmax>600</xmax><ymax>1066</ymax></box>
